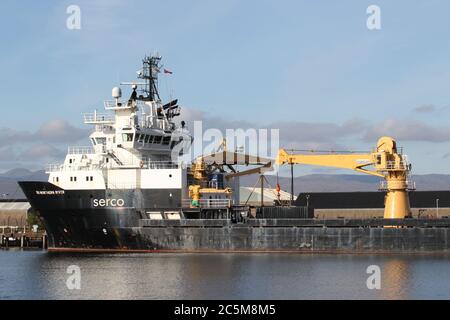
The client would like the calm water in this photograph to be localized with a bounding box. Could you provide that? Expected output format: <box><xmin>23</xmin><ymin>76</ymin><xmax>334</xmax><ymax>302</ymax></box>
<box><xmin>1</xmin><ymin>249</ymin><xmax>450</xmax><ymax>299</ymax></box>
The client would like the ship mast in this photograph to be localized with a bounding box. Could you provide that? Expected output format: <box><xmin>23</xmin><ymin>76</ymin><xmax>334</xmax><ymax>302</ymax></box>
<box><xmin>139</xmin><ymin>55</ymin><xmax>161</xmax><ymax>102</ymax></box>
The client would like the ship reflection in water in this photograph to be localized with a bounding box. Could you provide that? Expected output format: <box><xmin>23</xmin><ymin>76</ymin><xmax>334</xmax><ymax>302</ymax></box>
<box><xmin>1</xmin><ymin>250</ymin><xmax>450</xmax><ymax>299</ymax></box>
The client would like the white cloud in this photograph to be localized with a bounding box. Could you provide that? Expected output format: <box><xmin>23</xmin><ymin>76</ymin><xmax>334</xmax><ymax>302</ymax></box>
<box><xmin>35</xmin><ymin>119</ymin><xmax>88</xmax><ymax>143</ymax></box>
<box><xmin>365</xmin><ymin>118</ymin><xmax>450</xmax><ymax>143</ymax></box>
<box><xmin>0</xmin><ymin>119</ymin><xmax>88</xmax><ymax>146</ymax></box>
<box><xmin>20</xmin><ymin>144</ymin><xmax>65</xmax><ymax>159</ymax></box>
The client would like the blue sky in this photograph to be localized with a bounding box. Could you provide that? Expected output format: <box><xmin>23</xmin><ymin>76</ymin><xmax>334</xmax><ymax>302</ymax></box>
<box><xmin>1</xmin><ymin>0</ymin><xmax>450</xmax><ymax>175</ymax></box>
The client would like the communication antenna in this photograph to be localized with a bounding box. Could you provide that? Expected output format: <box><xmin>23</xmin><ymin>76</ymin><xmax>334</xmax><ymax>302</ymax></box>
<box><xmin>139</xmin><ymin>55</ymin><xmax>162</xmax><ymax>102</ymax></box>
<box><xmin>118</xmin><ymin>55</ymin><xmax>162</xmax><ymax>102</ymax></box>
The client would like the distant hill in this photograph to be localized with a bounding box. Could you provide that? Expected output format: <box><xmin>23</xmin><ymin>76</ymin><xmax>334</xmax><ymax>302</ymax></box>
<box><xmin>1</xmin><ymin>167</ymin><xmax>450</xmax><ymax>200</ymax></box>
<box><xmin>0</xmin><ymin>169</ymin><xmax>48</xmax><ymax>199</ymax></box>
<box><xmin>239</xmin><ymin>173</ymin><xmax>450</xmax><ymax>193</ymax></box>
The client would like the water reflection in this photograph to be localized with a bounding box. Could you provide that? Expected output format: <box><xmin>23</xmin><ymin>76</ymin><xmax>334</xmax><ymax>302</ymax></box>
<box><xmin>1</xmin><ymin>250</ymin><xmax>450</xmax><ymax>299</ymax></box>
<box><xmin>381</xmin><ymin>259</ymin><xmax>410</xmax><ymax>300</ymax></box>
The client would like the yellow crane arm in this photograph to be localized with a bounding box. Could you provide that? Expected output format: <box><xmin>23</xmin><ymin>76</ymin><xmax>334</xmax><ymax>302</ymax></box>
<box><xmin>275</xmin><ymin>151</ymin><xmax>384</xmax><ymax>178</ymax></box>
<box><xmin>275</xmin><ymin>136</ymin><xmax>413</xmax><ymax>219</ymax></box>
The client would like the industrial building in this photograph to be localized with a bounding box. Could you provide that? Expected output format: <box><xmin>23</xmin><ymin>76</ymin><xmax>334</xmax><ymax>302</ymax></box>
<box><xmin>239</xmin><ymin>187</ymin><xmax>296</xmax><ymax>206</ymax></box>
<box><xmin>0</xmin><ymin>200</ymin><xmax>31</xmax><ymax>233</ymax></box>
<box><xmin>295</xmin><ymin>191</ymin><xmax>450</xmax><ymax>219</ymax></box>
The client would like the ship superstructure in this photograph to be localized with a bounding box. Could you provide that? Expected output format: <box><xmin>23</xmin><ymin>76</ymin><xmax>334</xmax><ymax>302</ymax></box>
<box><xmin>19</xmin><ymin>55</ymin><xmax>255</xmax><ymax>251</ymax></box>
<box><xmin>47</xmin><ymin>55</ymin><xmax>191</xmax><ymax>197</ymax></box>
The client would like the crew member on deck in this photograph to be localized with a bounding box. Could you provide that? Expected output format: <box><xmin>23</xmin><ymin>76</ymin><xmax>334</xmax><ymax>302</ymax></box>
<box><xmin>128</xmin><ymin>84</ymin><xmax>138</xmax><ymax>105</ymax></box>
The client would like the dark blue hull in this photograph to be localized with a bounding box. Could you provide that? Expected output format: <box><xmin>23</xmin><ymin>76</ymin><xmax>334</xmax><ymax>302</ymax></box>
<box><xmin>18</xmin><ymin>181</ymin><xmax>450</xmax><ymax>253</ymax></box>
<box><xmin>19</xmin><ymin>181</ymin><xmax>180</xmax><ymax>250</ymax></box>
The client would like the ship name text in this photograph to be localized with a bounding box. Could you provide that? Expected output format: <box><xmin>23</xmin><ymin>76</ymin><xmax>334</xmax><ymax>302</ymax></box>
<box><xmin>36</xmin><ymin>190</ymin><xmax>65</xmax><ymax>195</ymax></box>
<box><xmin>93</xmin><ymin>198</ymin><xmax>125</xmax><ymax>207</ymax></box>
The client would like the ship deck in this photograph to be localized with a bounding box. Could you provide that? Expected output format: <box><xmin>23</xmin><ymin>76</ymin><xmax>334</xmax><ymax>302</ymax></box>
<box><xmin>139</xmin><ymin>217</ymin><xmax>450</xmax><ymax>228</ymax></box>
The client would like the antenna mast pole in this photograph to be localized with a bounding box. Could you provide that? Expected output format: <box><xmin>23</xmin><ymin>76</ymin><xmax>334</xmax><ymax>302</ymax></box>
<box><xmin>140</xmin><ymin>55</ymin><xmax>161</xmax><ymax>102</ymax></box>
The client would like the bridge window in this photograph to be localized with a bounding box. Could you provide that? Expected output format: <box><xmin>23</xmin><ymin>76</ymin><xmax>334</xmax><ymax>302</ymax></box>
<box><xmin>122</xmin><ymin>133</ymin><xmax>133</xmax><ymax>142</ymax></box>
<box><xmin>162</xmin><ymin>136</ymin><xmax>171</xmax><ymax>145</ymax></box>
<box><xmin>144</xmin><ymin>135</ymin><xmax>151</xmax><ymax>143</ymax></box>
<box><xmin>96</xmin><ymin>137</ymin><xmax>106</xmax><ymax>145</ymax></box>
<box><xmin>376</xmin><ymin>155</ymin><xmax>381</xmax><ymax>165</ymax></box>
<box><xmin>154</xmin><ymin>135</ymin><xmax>162</xmax><ymax>144</ymax></box>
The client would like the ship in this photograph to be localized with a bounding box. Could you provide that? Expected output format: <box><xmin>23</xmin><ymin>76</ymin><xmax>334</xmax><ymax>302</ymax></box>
<box><xmin>19</xmin><ymin>55</ymin><xmax>450</xmax><ymax>253</ymax></box>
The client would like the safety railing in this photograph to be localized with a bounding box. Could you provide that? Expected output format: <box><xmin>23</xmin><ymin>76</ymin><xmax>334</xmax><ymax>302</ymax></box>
<box><xmin>83</xmin><ymin>113</ymin><xmax>115</xmax><ymax>123</ymax></box>
<box><xmin>112</xmin><ymin>158</ymin><xmax>179</xmax><ymax>169</ymax></box>
<box><xmin>378</xmin><ymin>160</ymin><xmax>410</xmax><ymax>171</ymax></box>
<box><xmin>104</xmin><ymin>100</ymin><xmax>144</xmax><ymax>109</ymax></box>
<box><xmin>144</xmin><ymin>161</ymin><xmax>179</xmax><ymax>169</ymax></box>
<box><xmin>107</xmin><ymin>181</ymin><xmax>137</xmax><ymax>189</ymax></box>
<box><xmin>378</xmin><ymin>179</ymin><xmax>416</xmax><ymax>191</ymax></box>
<box><xmin>46</xmin><ymin>164</ymin><xmax>63</xmax><ymax>172</ymax></box>
<box><xmin>104</xmin><ymin>100</ymin><xmax>119</xmax><ymax>109</ymax></box>
<box><xmin>46</xmin><ymin>163</ymin><xmax>103</xmax><ymax>172</ymax></box>
<box><xmin>46</xmin><ymin>160</ymin><xmax>179</xmax><ymax>173</ymax></box>
<box><xmin>68</xmin><ymin>146</ymin><xmax>95</xmax><ymax>155</ymax></box>
<box><xmin>182</xmin><ymin>199</ymin><xmax>232</xmax><ymax>208</ymax></box>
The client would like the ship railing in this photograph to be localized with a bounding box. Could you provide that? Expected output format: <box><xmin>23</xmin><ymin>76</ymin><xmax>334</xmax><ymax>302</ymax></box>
<box><xmin>107</xmin><ymin>181</ymin><xmax>137</xmax><ymax>189</ymax></box>
<box><xmin>68</xmin><ymin>146</ymin><xmax>95</xmax><ymax>155</ymax></box>
<box><xmin>182</xmin><ymin>199</ymin><xmax>232</xmax><ymax>209</ymax></box>
<box><xmin>46</xmin><ymin>161</ymin><xmax>181</xmax><ymax>172</ymax></box>
<box><xmin>142</xmin><ymin>161</ymin><xmax>179</xmax><ymax>169</ymax></box>
<box><xmin>83</xmin><ymin>113</ymin><xmax>115</xmax><ymax>123</ymax></box>
<box><xmin>46</xmin><ymin>163</ymin><xmax>103</xmax><ymax>172</ymax></box>
<box><xmin>378</xmin><ymin>179</ymin><xmax>416</xmax><ymax>191</ymax></box>
<box><xmin>46</xmin><ymin>164</ymin><xmax>64</xmax><ymax>172</ymax></box>
<box><xmin>104</xmin><ymin>100</ymin><xmax>146</xmax><ymax>110</ymax></box>
<box><xmin>116</xmin><ymin>159</ymin><xmax>180</xmax><ymax>169</ymax></box>
<box><xmin>382</xmin><ymin>160</ymin><xmax>409</xmax><ymax>170</ymax></box>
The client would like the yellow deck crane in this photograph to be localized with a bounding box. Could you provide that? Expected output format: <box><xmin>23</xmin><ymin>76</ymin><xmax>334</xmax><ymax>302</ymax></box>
<box><xmin>276</xmin><ymin>136</ymin><xmax>414</xmax><ymax>219</ymax></box>
<box><xmin>188</xmin><ymin>141</ymin><xmax>272</xmax><ymax>208</ymax></box>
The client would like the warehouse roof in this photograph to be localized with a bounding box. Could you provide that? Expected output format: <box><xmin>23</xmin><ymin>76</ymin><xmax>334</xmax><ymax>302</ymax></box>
<box><xmin>295</xmin><ymin>191</ymin><xmax>450</xmax><ymax>209</ymax></box>
<box><xmin>0</xmin><ymin>202</ymin><xmax>31</xmax><ymax>211</ymax></box>
<box><xmin>240</xmin><ymin>187</ymin><xmax>296</xmax><ymax>204</ymax></box>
